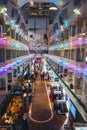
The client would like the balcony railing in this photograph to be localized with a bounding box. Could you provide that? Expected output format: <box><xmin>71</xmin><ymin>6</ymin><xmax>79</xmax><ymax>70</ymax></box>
<box><xmin>47</xmin><ymin>60</ymin><xmax>87</xmax><ymax>122</ymax></box>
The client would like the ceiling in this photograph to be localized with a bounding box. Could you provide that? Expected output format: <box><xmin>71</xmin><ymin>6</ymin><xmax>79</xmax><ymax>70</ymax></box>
<box><xmin>21</xmin><ymin>2</ymin><xmax>58</xmax><ymax>23</ymax></box>
<box><xmin>11</xmin><ymin>0</ymin><xmax>71</xmax><ymax>24</ymax></box>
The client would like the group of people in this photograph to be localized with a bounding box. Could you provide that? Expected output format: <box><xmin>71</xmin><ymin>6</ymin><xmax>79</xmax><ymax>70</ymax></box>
<box><xmin>40</xmin><ymin>70</ymin><xmax>49</xmax><ymax>81</ymax></box>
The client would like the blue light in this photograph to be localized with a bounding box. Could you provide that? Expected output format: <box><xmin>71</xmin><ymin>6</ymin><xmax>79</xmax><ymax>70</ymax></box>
<box><xmin>12</xmin><ymin>62</ymin><xmax>17</xmax><ymax>67</ymax></box>
<box><xmin>64</xmin><ymin>42</ymin><xmax>69</xmax><ymax>48</ymax></box>
<box><xmin>11</xmin><ymin>42</ymin><xmax>16</xmax><ymax>48</ymax></box>
<box><xmin>54</xmin><ymin>44</ymin><xmax>61</xmax><ymax>49</ymax></box>
<box><xmin>84</xmin><ymin>72</ymin><xmax>87</xmax><ymax>79</ymax></box>
<box><xmin>11</xmin><ymin>20</ymin><xmax>16</xmax><ymax>28</ymax></box>
<box><xmin>63</xmin><ymin>61</ymin><xmax>69</xmax><ymax>66</ymax></box>
<box><xmin>63</xmin><ymin>19</ymin><xmax>69</xmax><ymax>28</ymax></box>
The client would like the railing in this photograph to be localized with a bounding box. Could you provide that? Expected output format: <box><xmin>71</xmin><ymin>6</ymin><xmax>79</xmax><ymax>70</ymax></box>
<box><xmin>47</xmin><ymin>60</ymin><xmax>87</xmax><ymax>122</ymax></box>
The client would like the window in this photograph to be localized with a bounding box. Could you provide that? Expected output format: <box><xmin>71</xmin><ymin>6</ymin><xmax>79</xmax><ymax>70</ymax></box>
<box><xmin>74</xmin><ymin>0</ymin><xmax>81</xmax><ymax>6</ymax></box>
<box><xmin>59</xmin><ymin>15</ymin><xmax>64</xmax><ymax>25</ymax></box>
<box><xmin>18</xmin><ymin>66</ymin><xmax>20</xmax><ymax>73</ymax></box>
<box><xmin>77</xmin><ymin>20</ymin><xmax>82</xmax><ymax>34</ymax></box>
<box><xmin>16</xmin><ymin>33</ymin><xmax>19</xmax><ymax>40</ymax></box>
<box><xmin>6</xmin><ymin>49</ymin><xmax>11</xmax><ymax>60</ymax></box>
<box><xmin>11</xmin><ymin>7</ymin><xmax>18</xmax><ymax>18</ymax></box>
<box><xmin>64</xmin><ymin>50</ymin><xmax>70</xmax><ymax>58</ymax></box>
<box><xmin>11</xmin><ymin>30</ymin><xmax>15</xmax><ymax>39</ymax></box>
<box><xmin>12</xmin><ymin>50</ymin><xmax>16</xmax><ymax>58</ymax></box>
<box><xmin>64</xmin><ymin>30</ymin><xmax>69</xmax><ymax>39</ymax></box>
<box><xmin>62</xmin><ymin>8</ymin><xmax>68</xmax><ymax>19</ymax></box>
<box><xmin>17</xmin><ymin>50</ymin><xmax>20</xmax><ymax>57</ymax></box>
<box><xmin>19</xmin><ymin>35</ymin><xmax>21</xmax><ymax>42</ymax></box>
<box><xmin>13</xmin><ymin>69</ymin><xmax>17</xmax><ymax>77</ymax></box>
<box><xmin>53</xmin><ymin>22</ymin><xmax>58</xmax><ymax>32</ymax></box>
<box><xmin>7</xmin><ymin>73</ymin><xmax>12</xmax><ymax>82</ymax></box>
<box><xmin>71</xmin><ymin>49</ymin><xmax>75</xmax><ymax>60</ymax></box>
<box><xmin>0</xmin><ymin>25</ymin><xmax>3</xmax><ymax>37</ymax></box>
<box><xmin>70</xmin><ymin>25</ymin><xmax>76</xmax><ymax>36</ymax></box>
<box><xmin>4</xmin><ymin>25</ymin><xmax>11</xmax><ymax>36</ymax></box>
<box><xmin>0</xmin><ymin>48</ymin><xmax>5</xmax><ymax>62</ymax></box>
<box><xmin>76</xmin><ymin>48</ymin><xmax>84</xmax><ymax>62</ymax></box>
<box><xmin>0</xmin><ymin>78</ymin><xmax>6</xmax><ymax>90</ymax></box>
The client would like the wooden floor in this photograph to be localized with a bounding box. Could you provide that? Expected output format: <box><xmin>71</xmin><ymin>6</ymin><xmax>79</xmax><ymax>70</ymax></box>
<box><xmin>28</xmin><ymin>74</ymin><xmax>66</xmax><ymax>130</ymax></box>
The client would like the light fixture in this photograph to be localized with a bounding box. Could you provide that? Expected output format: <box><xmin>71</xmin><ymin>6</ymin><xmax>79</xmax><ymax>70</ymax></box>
<box><xmin>23</xmin><ymin>93</ymin><xmax>27</xmax><ymax>97</ymax></box>
<box><xmin>73</xmin><ymin>8</ymin><xmax>81</xmax><ymax>15</ymax></box>
<box><xmin>85</xmin><ymin>57</ymin><xmax>87</xmax><ymax>62</ymax></box>
<box><xmin>30</xmin><ymin>0</ymin><xmax>34</xmax><ymax>6</ymax></box>
<box><xmin>49</xmin><ymin>7</ymin><xmax>58</xmax><ymax>10</ymax></box>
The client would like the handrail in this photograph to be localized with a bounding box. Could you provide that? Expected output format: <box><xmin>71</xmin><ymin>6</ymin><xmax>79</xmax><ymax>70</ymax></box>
<box><xmin>47</xmin><ymin>61</ymin><xmax>87</xmax><ymax>112</ymax></box>
<box><xmin>47</xmin><ymin>61</ymin><xmax>87</xmax><ymax>122</ymax></box>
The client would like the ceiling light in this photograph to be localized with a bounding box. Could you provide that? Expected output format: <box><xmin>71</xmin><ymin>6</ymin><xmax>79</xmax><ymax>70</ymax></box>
<box><xmin>30</xmin><ymin>0</ymin><xmax>34</xmax><ymax>6</ymax></box>
<box><xmin>73</xmin><ymin>8</ymin><xmax>81</xmax><ymax>15</ymax></box>
<box><xmin>49</xmin><ymin>7</ymin><xmax>58</xmax><ymax>10</ymax></box>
